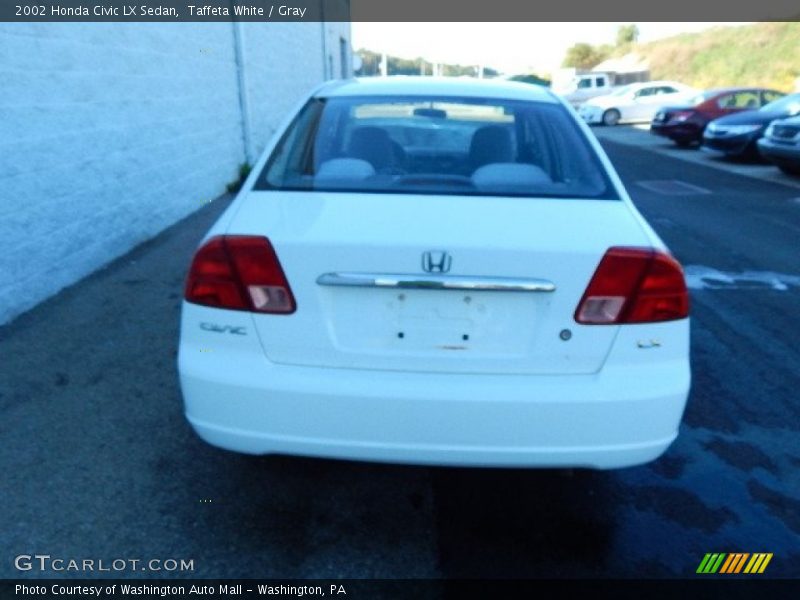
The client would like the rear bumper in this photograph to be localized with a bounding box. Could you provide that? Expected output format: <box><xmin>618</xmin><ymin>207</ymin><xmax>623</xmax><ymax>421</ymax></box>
<box><xmin>179</xmin><ymin>320</ymin><xmax>691</xmax><ymax>469</ymax></box>
<box><xmin>188</xmin><ymin>416</ymin><xmax>678</xmax><ymax>469</ymax></box>
<box><xmin>651</xmin><ymin>123</ymin><xmax>701</xmax><ymax>144</ymax></box>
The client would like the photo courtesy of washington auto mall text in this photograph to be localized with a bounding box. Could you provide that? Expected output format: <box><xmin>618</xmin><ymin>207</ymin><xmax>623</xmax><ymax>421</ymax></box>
<box><xmin>15</xmin><ymin>583</ymin><xmax>347</xmax><ymax>597</ymax></box>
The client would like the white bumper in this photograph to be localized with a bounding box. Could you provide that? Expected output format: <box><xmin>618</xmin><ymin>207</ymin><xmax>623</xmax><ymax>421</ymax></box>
<box><xmin>578</xmin><ymin>105</ymin><xmax>605</xmax><ymax>125</ymax></box>
<box><xmin>178</xmin><ymin>306</ymin><xmax>690</xmax><ymax>469</ymax></box>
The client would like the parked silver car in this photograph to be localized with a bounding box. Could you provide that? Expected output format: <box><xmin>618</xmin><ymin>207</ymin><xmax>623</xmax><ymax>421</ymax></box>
<box><xmin>757</xmin><ymin>115</ymin><xmax>800</xmax><ymax>175</ymax></box>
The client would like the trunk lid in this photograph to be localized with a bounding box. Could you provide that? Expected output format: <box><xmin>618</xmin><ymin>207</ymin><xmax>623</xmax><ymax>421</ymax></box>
<box><xmin>229</xmin><ymin>191</ymin><xmax>650</xmax><ymax>375</ymax></box>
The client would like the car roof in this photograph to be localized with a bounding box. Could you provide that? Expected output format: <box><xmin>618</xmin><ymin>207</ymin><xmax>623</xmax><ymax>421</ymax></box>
<box><xmin>705</xmin><ymin>86</ymin><xmax>778</xmax><ymax>96</ymax></box>
<box><xmin>634</xmin><ymin>80</ymin><xmax>688</xmax><ymax>88</ymax></box>
<box><xmin>315</xmin><ymin>76</ymin><xmax>559</xmax><ymax>103</ymax></box>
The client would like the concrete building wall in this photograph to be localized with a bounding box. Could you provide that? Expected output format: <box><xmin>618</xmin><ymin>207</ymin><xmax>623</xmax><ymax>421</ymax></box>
<box><xmin>322</xmin><ymin>21</ymin><xmax>354</xmax><ymax>81</ymax></box>
<box><xmin>0</xmin><ymin>22</ymin><xmax>349</xmax><ymax>325</ymax></box>
<box><xmin>238</xmin><ymin>23</ymin><xmax>327</xmax><ymax>160</ymax></box>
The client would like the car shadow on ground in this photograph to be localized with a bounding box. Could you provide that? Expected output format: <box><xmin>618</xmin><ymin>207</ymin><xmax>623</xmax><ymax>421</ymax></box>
<box><xmin>429</xmin><ymin>467</ymin><xmax>619</xmax><ymax>578</ymax></box>
<box><xmin>169</xmin><ymin>443</ymin><xmax>622</xmax><ymax>578</ymax></box>
<box><xmin>167</xmin><ymin>448</ymin><xmax>440</xmax><ymax>577</ymax></box>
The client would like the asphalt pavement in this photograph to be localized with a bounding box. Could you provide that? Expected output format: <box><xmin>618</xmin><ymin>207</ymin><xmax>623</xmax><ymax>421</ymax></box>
<box><xmin>2</xmin><ymin>130</ymin><xmax>799</xmax><ymax>580</ymax></box>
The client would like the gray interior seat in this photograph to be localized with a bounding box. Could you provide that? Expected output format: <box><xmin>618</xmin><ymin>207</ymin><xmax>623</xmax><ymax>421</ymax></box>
<box><xmin>469</xmin><ymin>125</ymin><xmax>514</xmax><ymax>170</ymax></box>
<box><xmin>347</xmin><ymin>126</ymin><xmax>396</xmax><ymax>171</ymax></box>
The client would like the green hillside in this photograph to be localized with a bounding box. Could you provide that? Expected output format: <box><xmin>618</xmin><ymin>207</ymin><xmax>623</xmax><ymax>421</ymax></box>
<box><xmin>635</xmin><ymin>22</ymin><xmax>800</xmax><ymax>92</ymax></box>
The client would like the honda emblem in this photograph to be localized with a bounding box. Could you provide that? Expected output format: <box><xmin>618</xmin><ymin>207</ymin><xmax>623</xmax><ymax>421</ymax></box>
<box><xmin>421</xmin><ymin>251</ymin><xmax>452</xmax><ymax>273</ymax></box>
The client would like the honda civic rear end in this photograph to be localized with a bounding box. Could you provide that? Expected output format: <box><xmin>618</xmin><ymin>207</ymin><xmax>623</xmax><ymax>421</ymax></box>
<box><xmin>178</xmin><ymin>77</ymin><xmax>690</xmax><ymax>469</ymax></box>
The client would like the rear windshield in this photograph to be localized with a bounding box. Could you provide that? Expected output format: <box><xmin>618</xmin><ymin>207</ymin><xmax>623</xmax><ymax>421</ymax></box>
<box><xmin>255</xmin><ymin>95</ymin><xmax>619</xmax><ymax>200</ymax></box>
<box><xmin>689</xmin><ymin>91</ymin><xmax>718</xmax><ymax>106</ymax></box>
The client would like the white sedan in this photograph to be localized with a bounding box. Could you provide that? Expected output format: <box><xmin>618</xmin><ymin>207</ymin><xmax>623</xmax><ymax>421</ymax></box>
<box><xmin>179</xmin><ymin>77</ymin><xmax>690</xmax><ymax>469</ymax></box>
<box><xmin>579</xmin><ymin>81</ymin><xmax>697</xmax><ymax>126</ymax></box>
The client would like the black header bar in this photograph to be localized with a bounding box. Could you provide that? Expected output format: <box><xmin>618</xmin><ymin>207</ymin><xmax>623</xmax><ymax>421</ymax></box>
<box><xmin>2</xmin><ymin>0</ymin><xmax>800</xmax><ymax>22</ymax></box>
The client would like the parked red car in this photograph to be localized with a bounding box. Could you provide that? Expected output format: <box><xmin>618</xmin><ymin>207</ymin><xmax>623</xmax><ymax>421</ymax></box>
<box><xmin>650</xmin><ymin>87</ymin><xmax>785</xmax><ymax>147</ymax></box>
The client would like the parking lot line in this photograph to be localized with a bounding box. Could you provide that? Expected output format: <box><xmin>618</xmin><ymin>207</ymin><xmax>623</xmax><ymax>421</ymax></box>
<box><xmin>636</xmin><ymin>180</ymin><xmax>712</xmax><ymax>195</ymax></box>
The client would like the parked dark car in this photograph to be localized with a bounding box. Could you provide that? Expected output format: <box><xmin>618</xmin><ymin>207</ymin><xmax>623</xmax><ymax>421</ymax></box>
<box><xmin>757</xmin><ymin>114</ymin><xmax>800</xmax><ymax>175</ymax></box>
<box><xmin>650</xmin><ymin>87</ymin><xmax>785</xmax><ymax>147</ymax></box>
<box><xmin>702</xmin><ymin>93</ymin><xmax>800</xmax><ymax>158</ymax></box>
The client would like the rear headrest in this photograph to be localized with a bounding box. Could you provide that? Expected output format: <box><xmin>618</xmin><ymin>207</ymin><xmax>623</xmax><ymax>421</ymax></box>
<box><xmin>315</xmin><ymin>158</ymin><xmax>375</xmax><ymax>183</ymax></box>
<box><xmin>471</xmin><ymin>163</ymin><xmax>552</xmax><ymax>191</ymax></box>
<box><xmin>469</xmin><ymin>125</ymin><xmax>514</xmax><ymax>169</ymax></box>
<box><xmin>347</xmin><ymin>126</ymin><xmax>395</xmax><ymax>171</ymax></box>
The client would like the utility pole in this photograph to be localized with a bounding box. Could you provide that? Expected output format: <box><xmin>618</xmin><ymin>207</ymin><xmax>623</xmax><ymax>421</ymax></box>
<box><xmin>380</xmin><ymin>52</ymin><xmax>388</xmax><ymax>77</ymax></box>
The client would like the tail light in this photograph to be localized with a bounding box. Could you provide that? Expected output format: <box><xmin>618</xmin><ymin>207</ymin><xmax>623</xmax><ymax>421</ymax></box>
<box><xmin>575</xmin><ymin>247</ymin><xmax>688</xmax><ymax>325</ymax></box>
<box><xmin>671</xmin><ymin>110</ymin><xmax>693</xmax><ymax>122</ymax></box>
<box><xmin>185</xmin><ymin>235</ymin><xmax>295</xmax><ymax>314</ymax></box>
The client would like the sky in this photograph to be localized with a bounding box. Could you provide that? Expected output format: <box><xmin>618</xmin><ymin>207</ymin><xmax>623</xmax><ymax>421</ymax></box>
<box><xmin>350</xmin><ymin>22</ymin><xmax>750</xmax><ymax>75</ymax></box>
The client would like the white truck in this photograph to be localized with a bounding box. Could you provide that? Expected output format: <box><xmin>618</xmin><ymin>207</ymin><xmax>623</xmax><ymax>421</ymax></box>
<box><xmin>558</xmin><ymin>72</ymin><xmax>617</xmax><ymax>108</ymax></box>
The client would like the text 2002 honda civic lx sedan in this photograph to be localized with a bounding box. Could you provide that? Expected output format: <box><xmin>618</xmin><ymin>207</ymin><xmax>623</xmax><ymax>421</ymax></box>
<box><xmin>178</xmin><ymin>77</ymin><xmax>690</xmax><ymax>469</ymax></box>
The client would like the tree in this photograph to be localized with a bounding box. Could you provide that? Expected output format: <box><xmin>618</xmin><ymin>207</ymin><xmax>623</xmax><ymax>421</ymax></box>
<box><xmin>562</xmin><ymin>43</ymin><xmax>609</xmax><ymax>70</ymax></box>
<box><xmin>616</xmin><ymin>24</ymin><xmax>639</xmax><ymax>46</ymax></box>
<box><xmin>509</xmin><ymin>74</ymin><xmax>551</xmax><ymax>87</ymax></box>
<box><xmin>354</xmin><ymin>49</ymin><xmax>381</xmax><ymax>76</ymax></box>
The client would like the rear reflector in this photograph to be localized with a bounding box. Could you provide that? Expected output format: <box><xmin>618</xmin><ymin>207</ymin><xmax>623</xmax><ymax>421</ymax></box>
<box><xmin>575</xmin><ymin>247</ymin><xmax>688</xmax><ymax>324</ymax></box>
<box><xmin>185</xmin><ymin>236</ymin><xmax>296</xmax><ymax>314</ymax></box>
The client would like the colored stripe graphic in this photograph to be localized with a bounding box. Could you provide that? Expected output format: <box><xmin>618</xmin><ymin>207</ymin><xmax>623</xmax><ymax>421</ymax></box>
<box><xmin>711</xmin><ymin>553</ymin><xmax>726</xmax><ymax>573</ymax></box>
<box><xmin>733</xmin><ymin>553</ymin><xmax>750</xmax><ymax>573</ymax></box>
<box><xmin>744</xmin><ymin>553</ymin><xmax>774</xmax><ymax>574</ymax></box>
<box><xmin>697</xmin><ymin>553</ymin><xmax>727</xmax><ymax>574</ymax></box>
<box><xmin>759</xmin><ymin>553</ymin><xmax>773</xmax><ymax>573</ymax></box>
<box><xmin>696</xmin><ymin>554</ymin><xmax>713</xmax><ymax>573</ymax></box>
<box><xmin>700</xmin><ymin>552</ymin><xmax>774</xmax><ymax>575</ymax></box>
<box><xmin>720</xmin><ymin>553</ymin><xmax>749</xmax><ymax>573</ymax></box>
<box><xmin>719</xmin><ymin>554</ymin><xmax>735</xmax><ymax>573</ymax></box>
